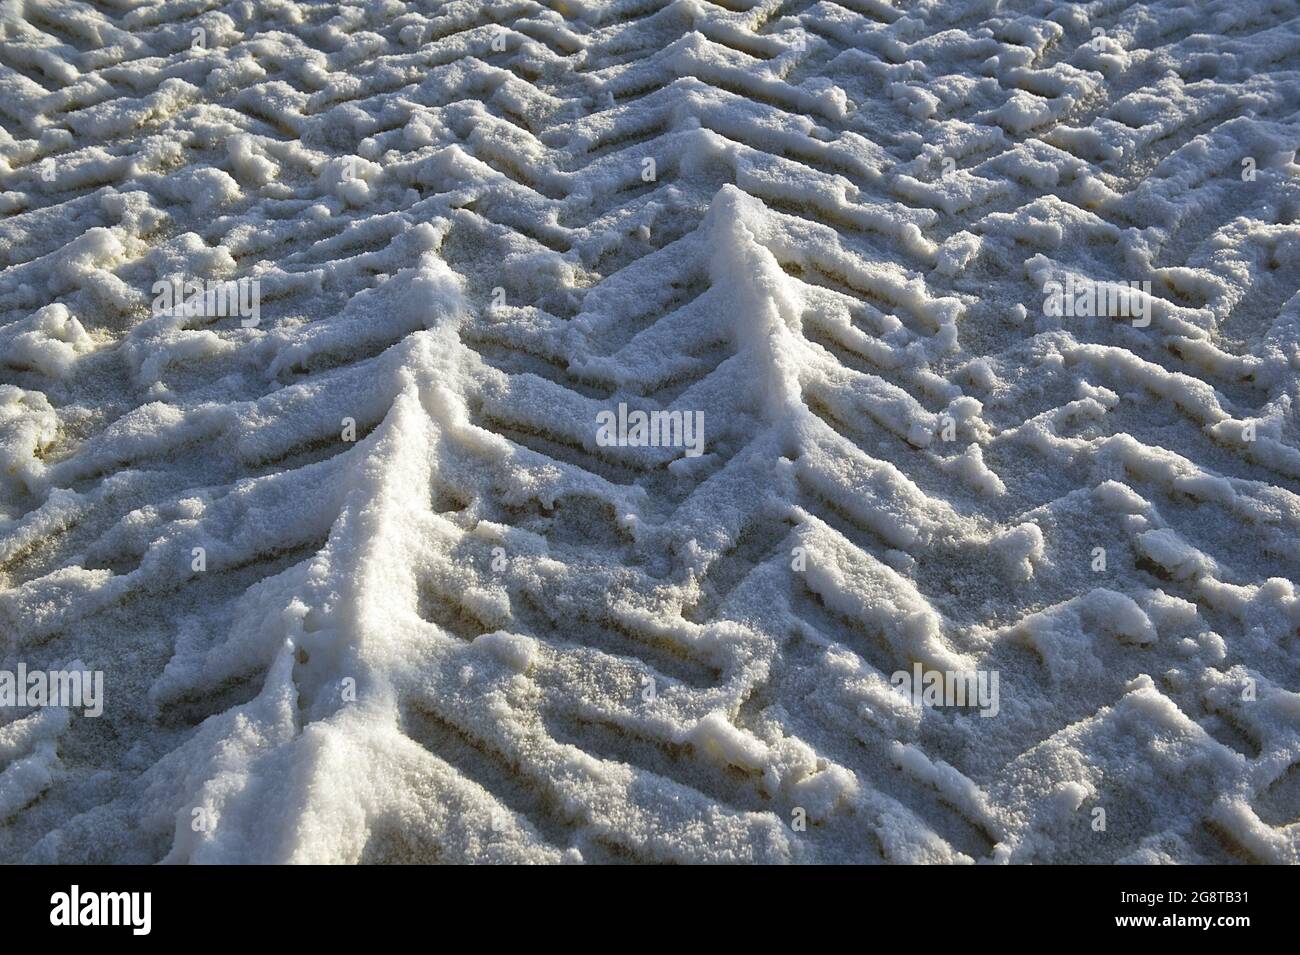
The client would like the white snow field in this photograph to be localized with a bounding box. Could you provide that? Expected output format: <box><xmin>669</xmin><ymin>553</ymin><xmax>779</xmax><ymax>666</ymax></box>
<box><xmin>1</xmin><ymin>0</ymin><xmax>1299</xmax><ymax>865</ymax></box>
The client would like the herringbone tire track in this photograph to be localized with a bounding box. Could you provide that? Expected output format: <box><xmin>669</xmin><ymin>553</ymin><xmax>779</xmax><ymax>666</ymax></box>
<box><xmin>0</xmin><ymin>0</ymin><xmax>1297</xmax><ymax>863</ymax></box>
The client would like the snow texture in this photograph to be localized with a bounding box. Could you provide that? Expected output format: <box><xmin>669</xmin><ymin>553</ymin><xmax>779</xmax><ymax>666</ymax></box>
<box><xmin>1</xmin><ymin>0</ymin><xmax>1299</xmax><ymax>864</ymax></box>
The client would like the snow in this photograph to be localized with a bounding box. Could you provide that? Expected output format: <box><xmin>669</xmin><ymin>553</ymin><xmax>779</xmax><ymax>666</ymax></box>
<box><xmin>1</xmin><ymin>0</ymin><xmax>1298</xmax><ymax>865</ymax></box>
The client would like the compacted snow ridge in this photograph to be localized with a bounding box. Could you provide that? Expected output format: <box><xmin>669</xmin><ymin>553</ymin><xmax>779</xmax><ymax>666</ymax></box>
<box><xmin>0</xmin><ymin>0</ymin><xmax>1299</xmax><ymax>865</ymax></box>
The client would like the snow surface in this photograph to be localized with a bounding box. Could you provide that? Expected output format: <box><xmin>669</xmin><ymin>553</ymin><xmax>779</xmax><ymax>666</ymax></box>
<box><xmin>1</xmin><ymin>0</ymin><xmax>1299</xmax><ymax>864</ymax></box>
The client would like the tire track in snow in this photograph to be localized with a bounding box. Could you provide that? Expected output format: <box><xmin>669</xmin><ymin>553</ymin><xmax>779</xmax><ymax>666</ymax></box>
<box><xmin>0</xmin><ymin>0</ymin><xmax>1299</xmax><ymax>863</ymax></box>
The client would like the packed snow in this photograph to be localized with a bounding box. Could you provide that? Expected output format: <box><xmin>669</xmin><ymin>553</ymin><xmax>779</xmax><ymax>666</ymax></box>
<box><xmin>0</xmin><ymin>0</ymin><xmax>1298</xmax><ymax>864</ymax></box>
